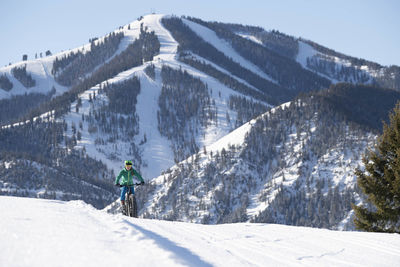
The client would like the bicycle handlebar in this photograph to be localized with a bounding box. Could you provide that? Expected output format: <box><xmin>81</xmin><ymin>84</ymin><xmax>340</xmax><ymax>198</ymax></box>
<box><xmin>118</xmin><ymin>183</ymin><xmax>143</xmax><ymax>187</ymax></box>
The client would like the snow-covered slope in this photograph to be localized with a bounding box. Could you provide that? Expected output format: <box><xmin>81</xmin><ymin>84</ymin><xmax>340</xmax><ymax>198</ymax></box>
<box><xmin>2</xmin><ymin>196</ymin><xmax>399</xmax><ymax>267</ymax></box>
<box><xmin>182</xmin><ymin>18</ymin><xmax>277</xmax><ymax>84</ymax></box>
<box><xmin>296</xmin><ymin>40</ymin><xmax>377</xmax><ymax>84</ymax></box>
<box><xmin>61</xmin><ymin>14</ymin><xmax>269</xmax><ymax>179</ymax></box>
<box><xmin>0</xmin><ymin>23</ymin><xmax>139</xmax><ymax>100</ymax></box>
<box><xmin>0</xmin><ymin>14</ymin><xmax>273</xmax><ymax>210</ymax></box>
<box><xmin>1</xmin><ymin>14</ymin><xmax>395</xmax><ymax>181</ymax></box>
<box><xmin>236</xmin><ymin>33</ymin><xmax>263</xmax><ymax>45</ymax></box>
<box><xmin>136</xmin><ymin>83</ymin><xmax>400</xmax><ymax>229</ymax></box>
<box><xmin>0</xmin><ymin>59</ymin><xmax>67</xmax><ymax>99</ymax></box>
<box><xmin>296</xmin><ymin>41</ymin><xmax>318</xmax><ymax>69</ymax></box>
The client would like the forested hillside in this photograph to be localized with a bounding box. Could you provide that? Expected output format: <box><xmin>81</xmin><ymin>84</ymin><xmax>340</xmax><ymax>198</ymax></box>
<box><xmin>161</xmin><ymin>17</ymin><xmax>291</xmax><ymax>105</ymax></box>
<box><xmin>0</xmin><ymin>22</ymin><xmax>161</xmax><ymax>208</ymax></box>
<box><xmin>136</xmin><ymin>83</ymin><xmax>400</xmax><ymax>229</ymax></box>
<box><xmin>185</xmin><ymin>17</ymin><xmax>331</xmax><ymax>94</ymax></box>
<box><xmin>54</xmin><ymin>32</ymin><xmax>124</xmax><ymax>86</ymax></box>
<box><xmin>0</xmin><ymin>120</ymin><xmax>116</xmax><ymax>208</ymax></box>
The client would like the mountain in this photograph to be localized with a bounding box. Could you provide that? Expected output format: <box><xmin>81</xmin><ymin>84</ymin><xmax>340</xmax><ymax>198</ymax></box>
<box><xmin>133</xmin><ymin>83</ymin><xmax>400</xmax><ymax>229</ymax></box>
<box><xmin>0</xmin><ymin>14</ymin><xmax>399</xmax><ymax>228</ymax></box>
<box><xmin>2</xmin><ymin>196</ymin><xmax>400</xmax><ymax>267</ymax></box>
<box><xmin>183</xmin><ymin>17</ymin><xmax>399</xmax><ymax>90</ymax></box>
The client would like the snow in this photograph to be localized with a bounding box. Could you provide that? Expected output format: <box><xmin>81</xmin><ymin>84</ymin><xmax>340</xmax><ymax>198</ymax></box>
<box><xmin>296</xmin><ymin>41</ymin><xmax>318</xmax><ymax>69</ymax></box>
<box><xmin>136</xmin><ymin>70</ymin><xmax>176</xmax><ymax>176</ymax></box>
<box><xmin>0</xmin><ymin>59</ymin><xmax>68</xmax><ymax>100</ymax></box>
<box><xmin>182</xmin><ymin>18</ymin><xmax>277</xmax><ymax>84</ymax></box>
<box><xmin>1</xmin><ymin>110</ymin><xmax>55</xmax><ymax>129</ymax></box>
<box><xmin>296</xmin><ymin>40</ymin><xmax>380</xmax><ymax>84</ymax></box>
<box><xmin>182</xmin><ymin>52</ymin><xmax>262</xmax><ymax>93</ymax></box>
<box><xmin>1</xmin><ymin>196</ymin><xmax>399</xmax><ymax>267</ymax></box>
<box><xmin>203</xmin><ymin>102</ymin><xmax>289</xmax><ymax>160</ymax></box>
<box><xmin>206</xmin><ymin>117</ymin><xmax>255</xmax><ymax>155</ymax></box>
<box><xmin>235</xmin><ymin>33</ymin><xmax>263</xmax><ymax>45</ymax></box>
<box><xmin>296</xmin><ymin>41</ymin><xmax>341</xmax><ymax>83</ymax></box>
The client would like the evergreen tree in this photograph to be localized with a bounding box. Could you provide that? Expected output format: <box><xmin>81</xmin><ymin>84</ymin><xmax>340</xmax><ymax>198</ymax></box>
<box><xmin>354</xmin><ymin>103</ymin><xmax>400</xmax><ymax>233</ymax></box>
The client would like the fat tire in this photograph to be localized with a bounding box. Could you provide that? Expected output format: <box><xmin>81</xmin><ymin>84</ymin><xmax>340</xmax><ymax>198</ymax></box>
<box><xmin>132</xmin><ymin>196</ymin><xmax>138</xmax><ymax>218</ymax></box>
<box><xmin>128</xmin><ymin>194</ymin><xmax>136</xmax><ymax>217</ymax></box>
<box><xmin>122</xmin><ymin>201</ymin><xmax>127</xmax><ymax>216</ymax></box>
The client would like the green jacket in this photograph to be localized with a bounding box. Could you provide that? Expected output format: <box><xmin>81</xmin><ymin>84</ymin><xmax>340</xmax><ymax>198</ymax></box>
<box><xmin>115</xmin><ymin>167</ymin><xmax>144</xmax><ymax>186</ymax></box>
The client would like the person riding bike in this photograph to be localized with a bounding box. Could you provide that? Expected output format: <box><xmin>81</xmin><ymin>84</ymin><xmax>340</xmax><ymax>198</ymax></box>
<box><xmin>115</xmin><ymin>160</ymin><xmax>145</xmax><ymax>209</ymax></box>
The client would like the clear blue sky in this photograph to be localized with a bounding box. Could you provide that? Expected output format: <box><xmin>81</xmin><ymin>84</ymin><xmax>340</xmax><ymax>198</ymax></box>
<box><xmin>1</xmin><ymin>0</ymin><xmax>399</xmax><ymax>67</ymax></box>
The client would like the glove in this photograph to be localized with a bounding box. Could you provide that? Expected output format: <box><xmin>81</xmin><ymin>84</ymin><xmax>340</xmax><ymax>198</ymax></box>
<box><xmin>140</xmin><ymin>181</ymin><xmax>145</xmax><ymax>185</ymax></box>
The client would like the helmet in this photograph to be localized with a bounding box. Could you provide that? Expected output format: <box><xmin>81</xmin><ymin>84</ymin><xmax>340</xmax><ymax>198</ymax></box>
<box><xmin>125</xmin><ymin>160</ymin><xmax>132</xmax><ymax>166</ymax></box>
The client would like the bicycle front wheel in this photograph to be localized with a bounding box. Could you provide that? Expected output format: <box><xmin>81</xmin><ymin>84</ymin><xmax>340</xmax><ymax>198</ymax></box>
<box><xmin>127</xmin><ymin>194</ymin><xmax>137</xmax><ymax>218</ymax></box>
<box><xmin>132</xmin><ymin>196</ymin><xmax>138</xmax><ymax>218</ymax></box>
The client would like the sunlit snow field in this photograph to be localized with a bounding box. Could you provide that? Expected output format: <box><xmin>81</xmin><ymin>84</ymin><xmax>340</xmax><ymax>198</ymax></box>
<box><xmin>1</xmin><ymin>196</ymin><xmax>399</xmax><ymax>267</ymax></box>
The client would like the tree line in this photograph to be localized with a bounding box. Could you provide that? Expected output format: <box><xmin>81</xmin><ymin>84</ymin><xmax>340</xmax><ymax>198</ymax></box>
<box><xmin>0</xmin><ymin>118</ymin><xmax>118</xmax><ymax>208</ymax></box>
<box><xmin>54</xmin><ymin>32</ymin><xmax>125</xmax><ymax>86</ymax></box>
<box><xmin>161</xmin><ymin>16</ymin><xmax>290</xmax><ymax>105</ymax></box>
<box><xmin>11</xmin><ymin>65</ymin><xmax>36</xmax><ymax>88</ymax></box>
<box><xmin>158</xmin><ymin>65</ymin><xmax>216</xmax><ymax>162</ymax></box>
<box><xmin>0</xmin><ymin>74</ymin><xmax>13</xmax><ymax>91</ymax></box>
<box><xmin>185</xmin><ymin>17</ymin><xmax>331</xmax><ymax>95</ymax></box>
<box><xmin>0</xmin><ymin>88</ymin><xmax>55</xmax><ymax>126</ymax></box>
<box><xmin>83</xmin><ymin>76</ymin><xmax>143</xmax><ymax>167</ymax></box>
<box><xmin>22</xmin><ymin>26</ymin><xmax>160</xmax><ymax>122</ymax></box>
<box><xmin>180</xmin><ymin>55</ymin><xmax>272</xmax><ymax>104</ymax></box>
<box><xmin>307</xmin><ymin>55</ymin><xmax>371</xmax><ymax>83</ymax></box>
<box><xmin>184</xmin><ymin>17</ymin><xmax>299</xmax><ymax>60</ymax></box>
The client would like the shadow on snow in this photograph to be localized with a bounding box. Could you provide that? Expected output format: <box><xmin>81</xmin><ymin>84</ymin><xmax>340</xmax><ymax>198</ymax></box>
<box><xmin>123</xmin><ymin>219</ymin><xmax>213</xmax><ymax>267</ymax></box>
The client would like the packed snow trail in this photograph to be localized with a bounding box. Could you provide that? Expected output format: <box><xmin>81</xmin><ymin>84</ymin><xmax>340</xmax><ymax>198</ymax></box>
<box><xmin>1</xmin><ymin>196</ymin><xmax>400</xmax><ymax>267</ymax></box>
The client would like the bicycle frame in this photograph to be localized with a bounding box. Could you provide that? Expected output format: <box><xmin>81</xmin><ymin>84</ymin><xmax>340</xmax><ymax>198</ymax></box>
<box><xmin>121</xmin><ymin>183</ymin><xmax>141</xmax><ymax>217</ymax></box>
